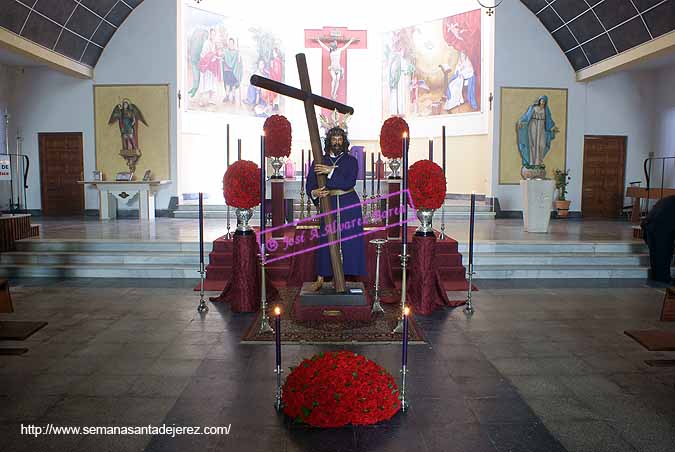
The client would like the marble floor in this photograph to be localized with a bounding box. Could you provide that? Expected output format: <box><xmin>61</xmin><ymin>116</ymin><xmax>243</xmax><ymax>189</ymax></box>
<box><xmin>28</xmin><ymin>217</ymin><xmax>639</xmax><ymax>243</ymax></box>
<box><xmin>1</xmin><ymin>278</ymin><xmax>673</xmax><ymax>452</ymax></box>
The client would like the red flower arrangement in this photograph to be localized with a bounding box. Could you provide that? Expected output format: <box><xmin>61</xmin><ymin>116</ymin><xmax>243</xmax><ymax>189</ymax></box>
<box><xmin>263</xmin><ymin>114</ymin><xmax>292</xmax><ymax>158</ymax></box>
<box><xmin>282</xmin><ymin>351</ymin><xmax>400</xmax><ymax>428</ymax></box>
<box><xmin>408</xmin><ymin>160</ymin><xmax>446</xmax><ymax>210</ymax></box>
<box><xmin>223</xmin><ymin>160</ymin><xmax>261</xmax><ymax>209</ymax></box>
<box><xmin>379</xmin><ymin>116</ymin><xmax>409</xmax><ymax>159</ymax></box>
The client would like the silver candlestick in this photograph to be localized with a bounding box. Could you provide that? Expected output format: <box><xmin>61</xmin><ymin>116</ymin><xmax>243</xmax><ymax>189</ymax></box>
<box><xmin>197</xmin><ymin>261</ymin><xmax>208</xmax><ymax>314</ymax></box>
<box><xmin>259</xmin><ymin>244</ymin><xmax>274</xmax><ymax>334</ymax></box>
<box><xmin>464</xmin><ymin>263</ymin><xmax>475</xmax><ymax>316</ymax></box>
<box><xmin>299</xmin><ymin>191</ymin><xmax>306</xmax><ymax>220</ymax></box>
<box><xmin>274</xmin><ymin>364</ymin><xmax>283</xmax><ymax>411</ymax></box>
<box><xmin>225</xmin><ymin>205</ymin><xmax>233</xmax><ymax>239</ymax></box>
<box><xmin>439</xmin><ymin>203</ymin><xmax>446</xmax><ymax>240</ymax></box>
<box><xmin>400</xmin><ymin>365</ymin><xmax>409</xmax><ymax>412</ymax></box>
<box><xmin>393</xmin><ymin>244</ymin><xmax>409</xmax><ymax>333</ymax></box>
<box><xmin>369</xmin><ymin>238</ymin><xmax>387</xmax><ymax>314</ymax></box>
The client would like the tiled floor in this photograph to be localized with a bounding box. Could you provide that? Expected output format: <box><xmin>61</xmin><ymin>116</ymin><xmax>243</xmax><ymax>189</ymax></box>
<box><xmin>28</xmin><ymin>217</ymin><xmax>639</xmax><ymax>243</ymax></box>
<box><xmin>1</xmin><ymin>278</ymin><xmax>673</xmax><ymax>451</ymax></box>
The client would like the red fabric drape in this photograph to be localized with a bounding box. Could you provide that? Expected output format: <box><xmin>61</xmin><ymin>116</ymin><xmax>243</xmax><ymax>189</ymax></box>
<box><xmin>407</xmin><ymin>235</ymin><xmax>464</xmax><ymax>315</ymax></box>
<box><xmin>210</xmin><ymin>234</ymin><xmax>278</xmax><ymax>312</ymax></box>
<box><xmin>287</xmin><ymin>227</ymin><xmax>318</xmax><ymax>287</ymax></box>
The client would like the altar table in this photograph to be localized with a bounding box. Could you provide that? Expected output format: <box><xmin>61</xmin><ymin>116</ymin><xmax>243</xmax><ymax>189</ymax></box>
<box><xmin>79</xmin><ymin>180</ymin><xmax>171</xmax><ymax>221</ymax></box>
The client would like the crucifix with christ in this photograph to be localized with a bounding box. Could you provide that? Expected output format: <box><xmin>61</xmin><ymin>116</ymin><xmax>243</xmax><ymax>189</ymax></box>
<box><xmin>304</xmin><ymin>27</ymin><xmax>367</xmax><ymax>105</ymax></box>
<box><xmin>250</xmin><ymin>53</ymin><xmax>353</xmax><ymax>293</ymax></box>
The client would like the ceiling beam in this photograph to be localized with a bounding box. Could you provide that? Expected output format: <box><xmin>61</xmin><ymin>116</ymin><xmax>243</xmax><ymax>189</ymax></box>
<box><xmin>576</xmin><ymin>31</ymin><xmax>675</xmax><ymax>82</ymax></box>
<box><xmin>0</xmin><ymin>27</ymin><xmax>93</xmax><ymax>79</ymax></box>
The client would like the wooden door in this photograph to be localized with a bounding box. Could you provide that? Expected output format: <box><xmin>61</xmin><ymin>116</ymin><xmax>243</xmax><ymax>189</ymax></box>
<box><xmin>39</xmin><ymin>133</ymin><xmax>84</xmax><ymax>216</ymax></box>
<box><xmin>581</xmin><ymin>135</ymin><xmax>626</xmax><ymax>218</ymax></box>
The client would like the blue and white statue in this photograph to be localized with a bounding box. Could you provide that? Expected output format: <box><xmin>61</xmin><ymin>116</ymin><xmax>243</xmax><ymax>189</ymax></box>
<box><xmin>517</xmin><ymin>95</ymin><xmax>559</xmax><ymax>169</ymax></box>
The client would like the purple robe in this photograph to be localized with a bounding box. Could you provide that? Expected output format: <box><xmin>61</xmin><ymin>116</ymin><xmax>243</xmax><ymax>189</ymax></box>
<box><xmin>306</xmin><ymin>152</ymin><xmax>366</xmax><ymax>277</ymax></box>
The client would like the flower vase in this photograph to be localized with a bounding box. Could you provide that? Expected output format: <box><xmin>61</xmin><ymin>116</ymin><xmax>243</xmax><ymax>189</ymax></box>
<box><xmin>235</xmin><ymin>208</ymin><xmax>254</xmax><ymax>235</ymax></box>
<box><xmin>388</xmin><ymin>158</ymin><xmax>401</xmax><ymax>179</ymax></box>
<box><xmin>270</xmin><ymin>157</ymin><xmax>284</xmax><ymax>179</ymax></box>
<box><xmin>415</xmin><ymin>208</ymin><xmax>436</xmax><ymax>237</ymax></box>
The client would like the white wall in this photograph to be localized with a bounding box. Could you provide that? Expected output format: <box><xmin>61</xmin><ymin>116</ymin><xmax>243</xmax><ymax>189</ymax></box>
<box><xmin>0</xmin><ymin>63</ymin><xmax>14</xmax><ymax>210</ymax></box>
<box><xmin>9</xmin><ymin>0</ymin><xmax>177</xmax><ymax>211</ymax></box>
<box><xmin>653</xmin><ymin>65</ymin><xmax>675</xmax><ymax>187</ymax></box>
<box><xmin>492</xmin><ymin>1</ymin><xmax>657</xmax><ymax>212</ymax></box>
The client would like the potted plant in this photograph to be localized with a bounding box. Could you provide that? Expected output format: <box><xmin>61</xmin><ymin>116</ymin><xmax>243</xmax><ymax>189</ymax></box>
<box><xmin>553</xmin><ymin>168</ymin><xmax>571</xmax><ymax>218</ymax></box>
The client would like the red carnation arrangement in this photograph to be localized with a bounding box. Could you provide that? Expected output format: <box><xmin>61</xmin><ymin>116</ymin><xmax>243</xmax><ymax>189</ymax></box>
<box><xmin>408</xmin><ymin>160</ymin><xmax>446</xmax><ymax>210</ymax></box>
<box><xmin>223</xmin><ymin>160</ymin><xmax>261</xmax><ymax>209</ymax></box>
<box><xmin>263</xmin><ymin>114</ymin><xmax>292</xmax><ymax>158</ymax></box>
<box><xmin>379</xmin><ymin>116</ymin><xmax>410</xmax><ymax>159</ymax></box>
<box><xmin>282</xmin><ymin>351</ymin><xmax>400</xmax><ymax>427</ymax></box>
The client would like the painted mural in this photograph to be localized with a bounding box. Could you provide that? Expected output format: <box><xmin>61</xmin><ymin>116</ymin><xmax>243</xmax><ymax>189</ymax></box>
<box><xmin>382</xmin><ymin>9</ymin><xmax>482</xmax><ymax>119</ymax></box>
<box><xmin>184</xmin><ymin>6</ymin><xmax>285</xmax><ymax>117</ymax></box>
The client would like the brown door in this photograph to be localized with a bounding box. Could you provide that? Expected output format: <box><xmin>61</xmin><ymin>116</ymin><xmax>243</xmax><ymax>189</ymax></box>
<box><xmin>582</xmin><ymin>135</ymin><xmax>626</xmax><ymax>218</ymax></box>
<box><xmin>39</xmin><ymin>133</ymin><xmax>84</xmax><ymax>216</ymax></box>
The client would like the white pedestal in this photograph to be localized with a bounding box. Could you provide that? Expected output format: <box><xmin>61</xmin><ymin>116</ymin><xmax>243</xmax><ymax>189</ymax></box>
<box><xmin>80</xmin><ymin>180</ymin><xmax>171</xmax><ymax>221</ymax></box>
<box><xmin>520</xmin><ymin>179</ymin><xmax>554</xmax><ymax>233</ymax></box>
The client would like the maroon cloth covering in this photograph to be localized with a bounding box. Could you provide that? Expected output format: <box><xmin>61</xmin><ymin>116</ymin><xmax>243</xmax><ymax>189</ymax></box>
<box><xmin>407</xmin><ymin>234</ymin><xmax>463</xmax><ymax>315</ymax></box>
<box><xmin>387</xmin><ymin>181</ymin><xmax>401</xmax><ymax>238</ymax></box>
<box><xmin>210</xmin><ymin>234</ymin><xmax>278</xmax><ymax>312</ymax></box>
<box><xmin>287</xmin><ymin>227</ymin><xmax>318</xmax><ymax>286</ymax></box>
<box><xmin>271</xmin><ymin>180</ymin><xmax>285</xmax><ymax>238</ymax></box>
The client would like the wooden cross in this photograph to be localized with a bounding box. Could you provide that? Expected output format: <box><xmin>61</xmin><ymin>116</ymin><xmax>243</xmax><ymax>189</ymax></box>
<box><xmin>250</xmin><ymin>54</ymin><xmax>353</xmax><ymax>293</ymax></box>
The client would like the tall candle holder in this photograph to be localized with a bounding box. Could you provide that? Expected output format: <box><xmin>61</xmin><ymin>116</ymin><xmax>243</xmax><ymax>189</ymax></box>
<box><xmin>259</xmin><ymin>246</ymin><xmax>274</xmax><ymax>334</ymax></box>
<box><xmin>393</xmin><ymin>244</ymin><xmax>409</xmax><ymax>333</ymax></box>
<box><xmin>299</xmin><ymin>190</ymin><xmax>306</xmax><ymax>220</ymax></box>
<box><xmin>369</xmin><ymin>238</ymin><xmax>387</xmax><ymax>314</ymax></box>
<box><xmin>197</xmin><ymin>192</ymin><xmax>208</xmax><ymax>314</ymax></box>
<box><xmin>399</xmin><ymin>306</ymin><xmax>410</xmax><ymax>412</ymax></box>
<box><xmin>274</xmin><ymin>306</ymin><xmax>283</xmax><ymax>411</ymax></box>
<box><xmin>465</xmin><ymin>264</ymin><xmax>475</xmax><ymax>316</ymax></box>
<box><xmin>439</xmin><ymin>202</ymin><xmax>446</xmax><ymax>240</ymax></box>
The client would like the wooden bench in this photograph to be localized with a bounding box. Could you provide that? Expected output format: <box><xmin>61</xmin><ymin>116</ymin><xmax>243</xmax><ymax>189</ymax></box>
<box><xmin>0</xmin><ymin>279</ymin><xmax>13</xmax><ymax>313</ymax></box>
<box><xmin>627</xmin><ymin>187</ymin><xmax>675</xmax><ymax>223</ymax></box>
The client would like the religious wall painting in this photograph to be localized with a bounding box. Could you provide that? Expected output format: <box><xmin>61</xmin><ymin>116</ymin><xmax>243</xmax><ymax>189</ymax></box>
<box><xmin>381</xmin><ymin>9</ymin><xmax>482</xmax><ymax>119</ymax></box>
<box><xmin>498</xmin><ymin>87</ymin><xmax>568</xmax><ymax>185</ymax></box>
<box><xmin>94</xmin><ymin>84</ymin><xmax>170</xmax><ymax>181</ymax></box>
<box><xmin>304</xmin><ymin>27</ymin><xmax>367</xmax><ymax>107</ymax></box>
<box><xmin>184</xmin><ymin>6</ymin><xmax>285</xmax><ymax>117</ymax></box>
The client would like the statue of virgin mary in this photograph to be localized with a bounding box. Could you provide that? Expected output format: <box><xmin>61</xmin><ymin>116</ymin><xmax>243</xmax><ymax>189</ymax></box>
<box><xmin>516</xmin><ymin>96</ymin><xmax>558</xmax><ymax>167</ymax></box>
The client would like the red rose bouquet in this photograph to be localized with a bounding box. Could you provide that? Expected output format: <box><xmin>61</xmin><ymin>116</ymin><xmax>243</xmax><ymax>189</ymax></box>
<box><xmin>282</xmin><ymin>351</ymin><xmax>400</xmax><ymax>427</ymax></box>
<box><xmin>379</xmin><ymin>116</ymin><xmax>409</xmax><ymax>159</ymax></box>
<box><xmin>223</xmin><ymin>160</ymin><xmax>261</xmax><ymax>209</ymax></box>
<box><xmin>263</xmin><ymin>114</ymin><xmax>292</xmax><ymax>158</ymax></box>
<box><xmin>408</xmin><ymin>160</ymin><xmax>446</xmax><ymax>210</ymax></box>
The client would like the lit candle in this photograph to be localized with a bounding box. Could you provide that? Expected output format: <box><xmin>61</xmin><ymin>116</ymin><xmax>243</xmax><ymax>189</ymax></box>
<box><xmin>402</xmin><ymin>133</ymin><xmax>408</xmax><ymax>247</ymax></box>
<box><xmin>469</xmin><ymin>192</ymin><xmax>476</xmax><ymax>269</ymax></box>
<box><xmin>198</xmin><ymin>192</ymin><xmax>204</xmax><ymax>266</ymax></box>
<box><xmin>226</xmin><ymin>124</ymin><xmax>230</xmax><ymax>168</ymax></box>
<box><xmin>274</xmin><ymin>306</ymin><xmax>281</xmax><ymax>367</ymax></box>
<box><xmin>261</xmin><ymin>135</ymin><xmax>266</xmax><ymax>239</ymax></box>
<box><xmin>428</xmin><ymin>138</ymin><xmax>433</xmax><ymax>161</ymax></box>
<box><xmin>442</xmin><ymin>126</ymin><xmax>446</xmax><ymax>175</ymax></box>
<box><xmin>238</xmin><ymin>138</ymin><xmax>242</xmax><ymax>161</ymax></box>
<box><xmin>301</xmin><ymin>148</ymin><xmax>304</xmax><ymax>186</ymax></box>
<box><xmin>370</xmin><ymin>152</ymin><xmax>375</xmax><ymax>196</ymax></box>
<box><xmin>402</xmin><ymin>306</ymin><xmax>409</xmax><ymax>367</ymax></box>
<box><xmin>377</xmin><ymin>152</ymin><xmax>381</xmax><ymax>195</ymax></box>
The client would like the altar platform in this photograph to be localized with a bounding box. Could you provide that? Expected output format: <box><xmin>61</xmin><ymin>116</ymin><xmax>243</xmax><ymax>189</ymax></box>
<box><xmin>0</xmin><ymin>217</ymin><xmax>653</xmax><ymax>280</ymax></box>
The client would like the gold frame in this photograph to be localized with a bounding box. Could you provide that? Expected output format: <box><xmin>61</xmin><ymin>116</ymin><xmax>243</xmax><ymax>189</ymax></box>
<box><xmin>498</xmin><ymin>86</ymin><xmax>568</xmax><ymax>185</ymax></box>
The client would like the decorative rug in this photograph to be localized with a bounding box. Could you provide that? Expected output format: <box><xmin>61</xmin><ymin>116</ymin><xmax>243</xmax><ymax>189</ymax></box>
<box><xmin>624</xmin><ymin>330</ymin><xmax>675</xmax><ymax>351</ymax></box>
<box><xmin>0</xmin><ymin>321</ymin><xmax>47</xmax><ymax>340</ymax></box>
<box><xmin>242</xmin><ymin>288</ymin><xmax>426</xmax><ymax>344</ymax></box>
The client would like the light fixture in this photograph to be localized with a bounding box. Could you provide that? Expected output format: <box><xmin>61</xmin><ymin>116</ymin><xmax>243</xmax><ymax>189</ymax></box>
<box><xmin>477</xmin><ymin>0</ymin><xmax>503</xmax><ymax>16</ymax></box>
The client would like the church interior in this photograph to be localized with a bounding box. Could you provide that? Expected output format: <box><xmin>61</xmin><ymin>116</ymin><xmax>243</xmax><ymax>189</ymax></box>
<box><xmin>0</xmin><ymin>0</ymin><xmax>674</xmax><ymax>450</ymax></box>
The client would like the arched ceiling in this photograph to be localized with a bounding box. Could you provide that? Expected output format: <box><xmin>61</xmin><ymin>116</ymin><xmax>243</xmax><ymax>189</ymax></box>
<box><xmin>520</xmin><ymin>0</ymin><xmax>674</xmax><ymax>71</ymax></box>
<box><xmin>0</xmin><ymin>0</ymin><xmax>144</xmax><ymax>67</ymax></box>
<box><xmin>0</xmin><ymin>0</ymin><xmax>671</xmax><ymax>72</ymax></box>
